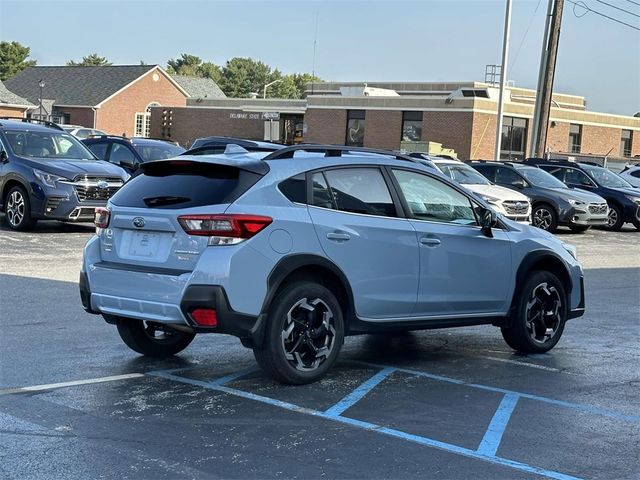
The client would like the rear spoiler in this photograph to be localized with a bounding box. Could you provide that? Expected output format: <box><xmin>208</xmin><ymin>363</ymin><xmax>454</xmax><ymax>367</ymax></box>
<box><xmin>139</xmin><ymin>156</ymin><xmax>270</xmax><ymax>175</ymax></box>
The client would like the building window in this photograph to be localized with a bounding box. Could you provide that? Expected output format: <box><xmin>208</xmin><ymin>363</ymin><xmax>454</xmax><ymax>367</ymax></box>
<box><xmin>569</xmin><ymin>124</ymin><xmax>582</xmax><ymax>153</ymax></box>
<box><xmin>401</xmin><ymin>111</ymin><xmax>423</xmax><ymax>142</ymax></box>
<box><xmin>134</xmin><ymin>102</ymin><xmax>160</xmax><ymax>137</ymax></box>
<box><xmin>345</xmin><ymin>110</ymin><xmax>366</xmax><ymax>147</ymax></box>
<box><xmin>621</xmin><ymin>130</ymin><xmax>633</xmax><ymax>157</ymax></box>
<box><xmin>500</xmin><ymin>117</ymin><xmax>528</xmax><ymax>161</ymax></box>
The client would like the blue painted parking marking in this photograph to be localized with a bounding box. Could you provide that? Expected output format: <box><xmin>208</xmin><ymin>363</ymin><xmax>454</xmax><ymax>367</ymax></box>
<box><xmin>145</xmin><ymin>363</ymin><xmax>610</xmax><ymax>480</ymax></box>
<box><xmin>476</xmin><ymin>393</ymin><xmax>520</xmax><ymax>456</ymax></box>
<box><xmin>356</xmin><ymin>360</ymin><xmax>640</xmax><ymax>423</ymax></box>
<box><xmin>324</xmin><ymin>367</ymin><xmax>395</xmax><ymax>417</ymax></box>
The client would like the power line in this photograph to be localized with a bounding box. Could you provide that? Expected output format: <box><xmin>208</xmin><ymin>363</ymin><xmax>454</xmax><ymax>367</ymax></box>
<box><xmin>594</xmin><ymin>0</ymin><xmax>640</xmax><ymax>17</ymax></box>
<box><xmin>510</xmin><ymin>0</ymin><xmax>543</xmax><ymax>70</ymax></box>
<box><xmin>566</xmin><ymin>0</ymin><xmax>640</xmax><ymax>30</ymax></box>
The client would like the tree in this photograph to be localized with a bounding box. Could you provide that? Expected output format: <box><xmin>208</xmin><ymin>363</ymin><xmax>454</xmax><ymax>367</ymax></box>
<box><xmin>67</xmin><ymin>54</ymin><xmax>112</xmax><ymax>66</ymax></box>
<box><xmin>167</xmin><ymin>54</ymin><xmax>222</xmax><ymax>83</ymax></box>
<box><xmin>268</xmin><ymin>75</ymin><xmax>300</xmax><ymax>99</ymax></box>
<box><xmin>291</xmin><ymin>73</ymin><xmax>322</xmax><ymax>98</ymax></box>
<box><xmin>0</xmin><ymin>41</ymin><xmax>36</xmax><ymax>80</ymax></box>
<box><xmin>219</xmin><ymin>57</ymin><xmax>274</xmax><ymax>98</ymax></box>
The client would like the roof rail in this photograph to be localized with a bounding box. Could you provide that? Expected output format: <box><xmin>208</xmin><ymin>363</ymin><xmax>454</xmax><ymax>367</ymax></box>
<box><xmin>261</xmin><ymin>144</ymin><xmax>426</xmax><ymax>165</ymax></box>
<box><xmin>132</xmin><ymin>136</ymin><xmax>178</xmax><ymax>144</ymax></box>
<box><xmin>0</xmin><ymin>117</ymin><xmax>64</xmax><ymax>131</ymax></box>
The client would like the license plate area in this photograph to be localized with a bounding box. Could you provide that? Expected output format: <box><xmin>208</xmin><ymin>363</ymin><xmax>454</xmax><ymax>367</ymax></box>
<box><xmin>118</xmin><ymin>229</ymin><xmax>173</xmax><ymax>261</ymax></box>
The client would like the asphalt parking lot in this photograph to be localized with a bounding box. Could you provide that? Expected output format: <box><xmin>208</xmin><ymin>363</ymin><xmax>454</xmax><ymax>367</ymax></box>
<box><xmin>1</xmin><ymin>220</ymin><xmax>639</xmax><ymax>480</ymax></box>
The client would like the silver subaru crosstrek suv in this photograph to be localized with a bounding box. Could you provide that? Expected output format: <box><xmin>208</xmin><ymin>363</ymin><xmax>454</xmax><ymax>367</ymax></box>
<box><xmin>80</xmin><ymin>145</ymin><xmax>585</xmax><ymax>384</ymax></box>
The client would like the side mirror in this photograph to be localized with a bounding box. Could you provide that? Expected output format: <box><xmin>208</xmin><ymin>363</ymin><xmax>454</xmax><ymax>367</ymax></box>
<box><xmin>512</xmin><ymin>179</ymin><xmax>526</xmax><ymax>189</ymax></box>
<box><xmin>478</xmin><ymin>207</ymin><xmax>495</xmax><ymax>238</ymax></box>
<box><xmin>119</xmin><ymin>158</ymin><xmax>136</xmax><ymax>169</ymax></box>
<box><xmin>0</xmin><ymin>150</ymin><xmax>7</xmax><ymax>163</ymax></box>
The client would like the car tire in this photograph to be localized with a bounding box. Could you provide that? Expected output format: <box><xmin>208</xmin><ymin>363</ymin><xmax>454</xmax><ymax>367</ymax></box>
<box><xmin>4</xmin><ymin>185</ymin><xmax>36</xmax><ymax>231</ymax></box>
<box><xmin>632</xmin><ymin>219</ymin><xmax>640</xmax><ymax>231</ymax></box>
<box><xmin>532</xmin><ymin>203</ymin><xmax>558</xmax><ymax>232</ymax></box>
<box><xmin>253</xmin><ymin>281</ymin><xmax>344</xmax><ymax>385</ymax></box>
<box><xmin>115</xmin><ymin>317</ymin><xmax>195</xmax><ymax>357</ymax></box>
<box><xmin>501</xmin><ymin>270</ymin><xmax>567</xmax><ymax>354</ymax></box>
<box><xmin>604</xmin><ymin>204</ymin><xmax>624</xmax><ymax>231</ymax></box>
<box><xmin>569</xmin><ymin>225</ymin><xmax>590</xmax><ymax>233</ymax></box>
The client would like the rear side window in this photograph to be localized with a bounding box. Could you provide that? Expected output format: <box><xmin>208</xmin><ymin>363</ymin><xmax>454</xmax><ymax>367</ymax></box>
<box><xmin>278</xmin><ymin>173</ymin><xmax>306</xmax><ymax>203</ymax></box>
<box><xmin>323</xmin><ymin>168</ymin><xmax>397</xmax><ymax>217</ymax></box>
<box><xmin>110</xmin><ymin>163</ymin><xmax>262</xmax><ymax>209</ymax></box>
<box><xmin>495</xmin><ymin>167</ymin><xmax>521</xmax><ymax>185</ymax></box>
<box><xmin>87</xmin><ymin>142</ymin><xmax>109</xmax><ymax>160</ymax></box>
<box><xmin>474</xmin><ymin>165</ymin><xmax>496</xmax><ymax>182</ymax></box>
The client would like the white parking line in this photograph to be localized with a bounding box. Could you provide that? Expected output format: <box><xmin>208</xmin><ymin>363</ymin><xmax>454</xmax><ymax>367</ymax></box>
<box><xmin>0</xmin><ymin>373</ymin><xmax>145</xmax><ymax>395</ymax></box>
<box><xmin>481</xmin><ymin>356</ymin><xmax>566</xmax><ymax>373</ymax></box>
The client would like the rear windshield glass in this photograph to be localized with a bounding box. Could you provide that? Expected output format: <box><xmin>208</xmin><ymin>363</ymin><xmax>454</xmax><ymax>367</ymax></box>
<box><xmin>109</xmin><ymin>162</ymin><xmax>262</xmax><ymax>209</ymax></box>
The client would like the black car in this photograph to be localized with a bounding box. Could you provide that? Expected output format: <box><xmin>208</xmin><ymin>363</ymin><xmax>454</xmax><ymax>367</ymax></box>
<box><xmin>187</xmin><ymin>136</ymin><xmax>283</xmax><ymax>155</ymax></box>
<box><xmin>83</xmin><ymin>136</ymin><xmax>185</xmax><ymax>173</ymax></box>
<box><xmin>0</xmin><ymin>118</ymin><xmax>127</xmax><ymax>230</ymax></box>
<box><xmin>524</xmin><ymin>158</ymin><xmax>640</xmax><ymax>231</ymax></box>
<box><xmin>470</xmin><ymin>161</ymin><xmax>609</xmax><ymax>233</ymax></box>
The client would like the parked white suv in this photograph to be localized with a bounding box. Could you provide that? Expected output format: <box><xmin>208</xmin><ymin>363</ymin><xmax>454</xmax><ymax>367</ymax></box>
<box><xmin>432</xmin><ymin>158</ymin><xmax>532</xmax><ymax>223</ymax></box>
<box><xmin>619</xmin><ymin>164</ymin><xmax>640</xmax><ymax>188</ymax></box>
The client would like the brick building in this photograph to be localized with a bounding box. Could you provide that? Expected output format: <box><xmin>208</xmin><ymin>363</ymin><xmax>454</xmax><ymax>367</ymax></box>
<box><xmin>5</xmin><ymin>65</ymin><xmax>192</xmax><ymax>136</ymax></box>
<box><xmin>151</xmin><ymin>81</ymin><xmax>640</xmax><ymax>163</ymax></box>
<box><xmin>0</xmin><ymin>80</ymin><xmax>33</xmax><ymax>117</ymax></box>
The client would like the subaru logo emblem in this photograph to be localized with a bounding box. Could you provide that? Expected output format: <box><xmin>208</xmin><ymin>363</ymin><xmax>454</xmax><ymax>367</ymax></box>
<box><xmin>97</xmin><ymin>180</ymin><xmax>109</xmax><ymax>189</ymax></box>
<box><xmin>132</xmin><ymin>217</ymin><xmax>145</xmax><ymax>228</ymax></box>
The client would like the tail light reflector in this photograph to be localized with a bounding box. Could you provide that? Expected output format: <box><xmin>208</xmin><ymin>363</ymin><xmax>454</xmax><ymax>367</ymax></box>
<box><xmin>94</xmin><ymin>207</ymin><xmax>111</xmax><ymax>229</ymax></box>
<box><xmin>177</xmin><ymin>214</ymin><xmax>272</xmax><ymax>245</ymax></box>
<box><xmin>190</xmin><ymin>308</ymin><xmax>217</xmax><ymax>327</ymax></box>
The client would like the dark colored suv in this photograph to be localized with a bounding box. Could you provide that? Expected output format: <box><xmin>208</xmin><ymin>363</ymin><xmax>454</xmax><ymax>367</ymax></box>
<box><xmin>83</xmin><ymin>136</ymin><xmax>185</xmax><ymax>173</ymax></box>
<box><xmin>470</xmin><ymin>161</ymin><xmax>609</xmax><ymax>233</ymax></box>
<box><xmin>0</xmin><ymin>118</ymin><xmax>127</xmax><ymax>230</ymax></box>
<box><xmin>525</xmin><ymin>158</ymin><xmax>640</xmax><ymax>231</ymax></box>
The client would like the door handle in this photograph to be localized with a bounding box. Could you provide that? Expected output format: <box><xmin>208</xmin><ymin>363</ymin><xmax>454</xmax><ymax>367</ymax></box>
<box><xmin>420</xmin><ymin>237</ymin><xmax>441</xmax><ymax>247</ymax></box>
<box><xmin>326</xmin><ymin>232</ymin><xmax>351</xmax><ymax>241</ymax></box>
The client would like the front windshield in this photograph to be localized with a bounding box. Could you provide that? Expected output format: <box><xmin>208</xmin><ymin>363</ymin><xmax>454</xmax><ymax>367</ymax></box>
<box><xmin>582</xmin><ymin>165</ymin><xmax>632</xmax><ymax>188</ymax></box>
<box><xmin>4</xmin><ymin>129</ymin><xmax>95</xmax><ymax>160</ymax></box>
<box><xmin>438</xmin><ymin>164</ymin><xmax>490</xmax><ymax>185</ymax></box>
<box><xmin>517</xmin><ymin>166</ymin><xmax>567</xmax><ymax>188</ymax></box>
<box><xmin>134</xmin><ymin>143</ymin><xmax>185</xmax><ymax>162</ymax></box>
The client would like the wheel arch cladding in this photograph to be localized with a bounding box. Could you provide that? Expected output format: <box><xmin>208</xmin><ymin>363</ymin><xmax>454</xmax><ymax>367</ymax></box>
<box><xmin>2</xmin><ymin>178</ymin><xmax>30</xmax><ymax>205</ymax></box>
<box><xmin>508</xmin><ymin>250</ymin><xmax>572</xmax><ymax>325</ymax></box>
<box><xmin>263</xmin><ymin>254</ymin><xmax>355</xmax><ymax>333</ymax></box>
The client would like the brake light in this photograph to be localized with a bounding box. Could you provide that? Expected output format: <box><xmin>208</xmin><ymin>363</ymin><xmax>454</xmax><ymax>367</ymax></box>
<box><xmin>94</xmin><ymin>207</ymin><xmax>110</xmax><ymax>229</ymax></box>
<box><xmin>177</xmin><ymin>214</ymin><xmax>272</xmax><ymax>245</ymax></box>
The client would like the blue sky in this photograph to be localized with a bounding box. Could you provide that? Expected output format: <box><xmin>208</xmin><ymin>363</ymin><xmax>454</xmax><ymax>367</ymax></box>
<box><xmin>1</xmin><ymin>0</ymin><xmax>638</xmax><ymax>115</ymax></box>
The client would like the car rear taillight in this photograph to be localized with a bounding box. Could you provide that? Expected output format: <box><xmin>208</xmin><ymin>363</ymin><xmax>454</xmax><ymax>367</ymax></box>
<box><xmin>177</xmin><ymin>214</ymin><xmax>272</xmax><ymax>245</ymax></box>
<box><xmin>94</xmin><ymin>207</ymin><xmax>110</xmax><ymax>229</ymax></box>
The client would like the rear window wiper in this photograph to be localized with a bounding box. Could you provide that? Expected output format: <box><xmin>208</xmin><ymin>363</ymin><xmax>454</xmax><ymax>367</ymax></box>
<box><xmin>143</xmin><ymin>196</ymin><xmax>191</xmax><ymax>207</ymax></box>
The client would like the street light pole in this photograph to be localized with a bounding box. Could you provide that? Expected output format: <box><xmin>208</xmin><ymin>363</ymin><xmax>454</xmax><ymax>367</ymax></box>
<box><xmin>494</xmin><ymin>0</ymin><xmax>513</xmax><ymax>161</ymax></box>
<box><xmin>263</xmin><ymin>79</ymin><xmax>283</xmax><ymax>99</ymax></box>
<box><xmin>38</xmin><ymin>79</ymin><xmax>45</xmax><ymax>119</ymax></box>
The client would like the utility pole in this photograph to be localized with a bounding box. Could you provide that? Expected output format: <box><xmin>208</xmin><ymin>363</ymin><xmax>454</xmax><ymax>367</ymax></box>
<box><xmin>494</xmin><ymin>0</ymin><xmax>513</xmax><ymax>161</ymax></box>
<box><xmin>530</xmin><ymin>0</ymin><xmax>565</xmax><ymax>158</ymax></box>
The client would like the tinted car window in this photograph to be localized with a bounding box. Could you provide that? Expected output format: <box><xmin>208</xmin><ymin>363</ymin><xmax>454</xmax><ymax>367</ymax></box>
<box><xmin>76</xmin><ymin>129</ymin><xmax>92</xmax><ymax>139</ymax></box>
<box><xmin>472</xmin><ymin>165</ymin><xmax>496</xmax><ymax>182</ymax></box>
<box><xmin>393</xmin><ymin>169</ymin><xmax>477</xmax><ymax>225</ymax></box>
<box><xmin>110</xmin><ymin>163</ymin><xmax>262</xmax><ymax>209</ymax></box>
<box><xmin>278</xmin><ymin>174</ymin><xmax>306</xmax><ymax>204</ymax></box>
<box><xmin>631</xmin><ymin>170</ymin><xmax>640</xmax><ymax>179</ymax></box>
<box><xmin>110</xmin><ymin>143</ymin><xmax>137</xmax><ymax>164</ymax></box>
<box><xmin>539</xmin><ymin>166</ymin><xmax>567</xmax><ymax>182</ymax></box>
<box><xmin>564</xmin><ymin>168</ymin><xmax>594</xmax><ymax>186</ymax></box>
<box><xmin>311</xmin><ymin>172</ymin><xmax>335</xmax><ymax>209</ymax></box>
<box><xmin>87</xmin><ymin>142</ymin><xmax>109</xmax><ymax>160</ymax></box>
<box><xmin>323</xmin><ymin>168</ymin><xmax>396</xmax><ymax>217</ymax></box>
<box><xmin>133</xmin><ymin>143</ymin><xmax>185</xmax><ymax>162</ymax></box>
<box><xmin>495</xmin><ymin>167</ymin><xmax>522</xmax><ymax>185</ymax></box>
<box><xmin>582</xmin><ymin>165</ymin><xmax>632</xmax><ymax>188</ymax></box>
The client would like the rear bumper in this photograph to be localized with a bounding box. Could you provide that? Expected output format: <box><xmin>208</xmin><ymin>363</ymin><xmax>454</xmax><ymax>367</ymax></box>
<box><xmin>80</xmin><ymin>269</ymin><xmax>265</xmax><ymax>346</ymax></box>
